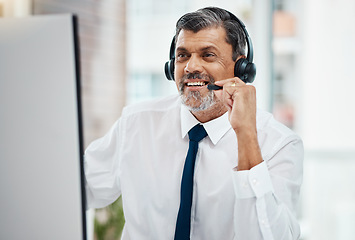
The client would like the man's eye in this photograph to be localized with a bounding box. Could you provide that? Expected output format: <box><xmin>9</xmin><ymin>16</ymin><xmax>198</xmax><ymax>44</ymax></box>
<box><xmin>203</xmin><ymin>52</ymin><xmax>215</xmax><ymax>58</ymax></box>
<box><xmin>177</xmin><ymin>53</ymin><xmax>187</xmax><ymax>58</ymax></box>
<box><xmin>202</xmin><ymin>52</ymin><xmax>217</xmax><ymax>62</ymax></box>
<box><xmin>176</xmin><ymin>53</ymin><xmax>189</xmax><ymax>61</ymax></box>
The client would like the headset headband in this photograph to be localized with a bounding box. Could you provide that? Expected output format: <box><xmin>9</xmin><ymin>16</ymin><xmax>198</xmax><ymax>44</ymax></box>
<box><xmin>169</xmin><ymin>11</ymin><xmax>253</xmax><ymax>62</ymax></box>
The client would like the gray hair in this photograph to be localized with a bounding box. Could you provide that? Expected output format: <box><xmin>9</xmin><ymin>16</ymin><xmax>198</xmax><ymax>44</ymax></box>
<box><xmin>175</xmin><ymin>7</ymin><xmax>246</xmax><ymax>61</ymax></box>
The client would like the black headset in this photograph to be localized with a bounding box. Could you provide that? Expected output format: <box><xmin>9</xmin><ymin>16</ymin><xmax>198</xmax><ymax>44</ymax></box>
<box><xmin>164</xmin><ymin>10</ymin><xmax>256</xmax><ymax>83</ymax></box>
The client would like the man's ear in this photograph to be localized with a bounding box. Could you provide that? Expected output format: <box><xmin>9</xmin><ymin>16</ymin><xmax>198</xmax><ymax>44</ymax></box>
<box><xmin>235</xmin><ymin>55</ymin><xmax>246</xmax><ymax>62</ymax></box>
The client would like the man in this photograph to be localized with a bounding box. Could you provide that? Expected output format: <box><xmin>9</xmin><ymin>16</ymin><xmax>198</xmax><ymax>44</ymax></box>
<box><xmin>85</xmin><ymin>7</ymin><xmax>303</xmax><ymax>240</ymax></box>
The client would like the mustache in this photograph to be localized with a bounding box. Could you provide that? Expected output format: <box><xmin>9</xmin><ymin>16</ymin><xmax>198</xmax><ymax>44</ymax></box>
<box><xmin>181</xmin><ymin>73</ymin><xmax>214</xmax><ymax>82</ymax></box>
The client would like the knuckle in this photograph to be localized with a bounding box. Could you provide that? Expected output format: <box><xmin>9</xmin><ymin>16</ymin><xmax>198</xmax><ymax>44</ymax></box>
<box><xmin>247</xmin><ymin>85</ymin><xmax>256</xmax><ymax>93</ymax></box>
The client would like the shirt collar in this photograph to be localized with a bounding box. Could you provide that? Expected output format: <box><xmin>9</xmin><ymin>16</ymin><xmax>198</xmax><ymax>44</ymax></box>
<box><xmin>180</xmin><ymin>103</ymin><xmax>232</xmax><ymax>145</ymax></box>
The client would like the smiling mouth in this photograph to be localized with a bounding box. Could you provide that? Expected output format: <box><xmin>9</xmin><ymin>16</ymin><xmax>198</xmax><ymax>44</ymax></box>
<box><xmin>180</xmin><ymin>73</ymin><xmax>214</xmax><ymax>91</ymax></box>
<box><xmin>186</xmin><ymin>81</ymin><xmax>208</xmax><ymax>87</ymax></box>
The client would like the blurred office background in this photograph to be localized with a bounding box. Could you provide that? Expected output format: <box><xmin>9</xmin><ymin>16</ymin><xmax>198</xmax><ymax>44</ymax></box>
<box><xmin>1</xmin><ymin>0</ymin><xmax>355</xmax><ymax>239</ymax></box>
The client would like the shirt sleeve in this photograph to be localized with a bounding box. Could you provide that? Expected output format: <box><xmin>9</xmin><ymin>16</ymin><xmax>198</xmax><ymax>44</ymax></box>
<box><xmin>231</xmin><ymin>135</ymin><xmax>303</xmax><ymax>240</ymax></box>
<box><xmin>84</xmin><ymin>118</ymin><xmax>123</xmax><ymax>209</ymax></box>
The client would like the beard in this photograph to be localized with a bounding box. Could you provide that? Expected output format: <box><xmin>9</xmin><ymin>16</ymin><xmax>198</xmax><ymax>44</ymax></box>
<box><xmin>178</xmin><ymin>73</ymin><xmax>216</xmax><ymax>112</ymax></box>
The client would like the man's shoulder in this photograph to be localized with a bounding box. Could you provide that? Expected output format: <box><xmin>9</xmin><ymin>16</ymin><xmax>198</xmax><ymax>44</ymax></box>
<box><xmin>256</xmin><ymin>109</ymin><xmax>299</xmax><ymax>139</ymax></box>
<box><xmin>256</xmin><ymin>109</ymin><xmax>303</xmax><ymax>165</ymax></box>
<box><xmin>121</xmin><ymin>94</ymin><xmax>181</xmax><ymax>118</ymax></box>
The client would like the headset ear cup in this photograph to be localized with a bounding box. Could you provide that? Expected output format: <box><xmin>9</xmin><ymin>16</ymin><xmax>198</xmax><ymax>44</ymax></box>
<box><xmin>234</xmin><ymin>58</ymin><xmax>247</xmax><ymax>82</ymax></box>
<box><xmin>164</xmin><ymin>58</ymin><xmax>175</xmax><ymax>81</ymax></box>
<box><xmin>234</xmin><ymin>58</ymin><xmax>256</xmax><ymax>83</ymax></box>
<box><xmin>164</xmin><ymin>61</ymin><xmax>171</xmax><ymax>80</ymax></box>
<box><xmin>245</xmin><ymin>62</ymin><xmax>256</xmax><ymax>83</ymax></box>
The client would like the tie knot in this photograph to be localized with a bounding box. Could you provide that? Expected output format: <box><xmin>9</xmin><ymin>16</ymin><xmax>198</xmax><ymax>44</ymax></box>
<box><xmin>188</xmin><ymin>124</ymin><xmax>207</xmax><ymax>143</ymax></box>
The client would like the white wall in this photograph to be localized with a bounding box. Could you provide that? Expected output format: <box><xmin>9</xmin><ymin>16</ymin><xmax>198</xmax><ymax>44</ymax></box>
<box><xmin>299</xmin><ymin>0</ymin><xmax>355</xmax><ymax>239</ymax></box>
<box><xmin>299</xmin><ymin>0</ymin><xmax>355</xmax><ymax>151</ymax></box>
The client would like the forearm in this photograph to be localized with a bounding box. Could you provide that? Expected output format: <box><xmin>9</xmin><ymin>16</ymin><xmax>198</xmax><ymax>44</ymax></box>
<box><xmin>232</xmin><ymin>133</ymin><xmax>303</xmax><ymax>239</ymax></box>
<box><xmin>84</xmin><ymin>119</ymin><xmax>122</xmax><ymax>209</ymax></box>
<box><xmin>235</xmin><ymin>129</ymin><xmax>263</xmax><ymax>171</ymax></box>
<box><xmin>233</xmin><ymin>191</ymin><xmax>300</xmax><ymax>240</ymax></box>
<box><xmin>232</xmin><ymin>162</ymin><xmax>301</xmax><ymax>240</ymax></box>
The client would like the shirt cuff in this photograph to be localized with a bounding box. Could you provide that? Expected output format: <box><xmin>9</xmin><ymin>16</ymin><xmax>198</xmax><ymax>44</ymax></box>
<box><xmin>231</xmin><ymin>161</ymin><xmax>274</xmax><ymax>199</ymax></box>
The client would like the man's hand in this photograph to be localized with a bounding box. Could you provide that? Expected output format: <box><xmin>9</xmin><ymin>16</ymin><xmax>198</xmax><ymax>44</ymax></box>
<box><xmin>213</xmin><ymin>78</ymin><xmax>263</xmax><ymax>171</ymax></box>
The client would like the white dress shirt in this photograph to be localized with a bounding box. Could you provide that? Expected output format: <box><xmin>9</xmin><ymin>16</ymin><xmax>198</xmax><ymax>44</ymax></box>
<box><xmin>84</xmin><ymin>94</ymin><xmax>303</xmax><ymax>240</ymax></box>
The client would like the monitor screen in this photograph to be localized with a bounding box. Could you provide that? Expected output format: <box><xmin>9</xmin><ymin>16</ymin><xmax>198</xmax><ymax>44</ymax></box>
<box><xmin>0</xmin><ymin>14</ymin><xmax>86</xmax><ymax>240</ymax></box>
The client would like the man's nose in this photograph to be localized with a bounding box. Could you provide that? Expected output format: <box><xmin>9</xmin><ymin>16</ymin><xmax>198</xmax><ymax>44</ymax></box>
<box><xmin>184</xmin><ymin>55</ymin><xmax>203</xmax><ymax>74</ymax></box>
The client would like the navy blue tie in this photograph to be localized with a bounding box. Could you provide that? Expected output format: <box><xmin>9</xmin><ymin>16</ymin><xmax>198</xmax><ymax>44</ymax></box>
<box><xmin>174</xmin><ymin>124</ymin><xmax>208</xmax><ymax>240</ymax></box>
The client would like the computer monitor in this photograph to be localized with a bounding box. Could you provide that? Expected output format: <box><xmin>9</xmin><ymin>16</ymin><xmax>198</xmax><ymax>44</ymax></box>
<box><xmin>0</xmin><ymin>14</ymin><xmax>86</xmax><ymax>240</ymax></box>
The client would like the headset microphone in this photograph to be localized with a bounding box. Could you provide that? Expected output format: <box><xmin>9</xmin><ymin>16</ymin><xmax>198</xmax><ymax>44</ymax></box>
<box><xmin>164</xmin><ymin>10</ymin><xmax>256</xmax><ymax>84</ymax></box>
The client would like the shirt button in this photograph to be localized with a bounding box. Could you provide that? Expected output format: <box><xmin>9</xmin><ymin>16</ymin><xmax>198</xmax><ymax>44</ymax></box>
<box><xmin>252</xmin><ymin>179</ymin><xmax>258</xmax><ymax>185</ymax></box>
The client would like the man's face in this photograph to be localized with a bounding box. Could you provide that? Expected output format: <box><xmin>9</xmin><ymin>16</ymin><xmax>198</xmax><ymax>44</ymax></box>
<box><xmin>174</xmin><ymin>27</ymin><xmax>236</xmax><ymax>112</ymax></box>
